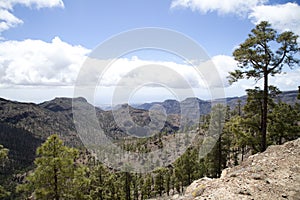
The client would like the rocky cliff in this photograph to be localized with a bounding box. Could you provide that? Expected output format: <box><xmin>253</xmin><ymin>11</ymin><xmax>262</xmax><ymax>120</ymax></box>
<box><xmin>172</xmin><ymin>138</ymin><xmax>300</xmax><ymax>200</ymax></box>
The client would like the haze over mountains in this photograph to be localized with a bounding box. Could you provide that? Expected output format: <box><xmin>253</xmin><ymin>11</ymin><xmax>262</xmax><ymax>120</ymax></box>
<box><xmin>1</xmin><ymin>90</ymin><xmax>299</xmax><ymax>141</ymax></box>
<box><xmin>102</xmin><ymin>90</ymin><xmax>299</xmax><ymax>114</ymax></box>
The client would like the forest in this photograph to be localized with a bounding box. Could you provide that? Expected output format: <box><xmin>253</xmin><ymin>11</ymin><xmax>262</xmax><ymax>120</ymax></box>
<box><xmin>0</xmin><ymin>21</ymin><xmax>300</xmax><ymax>199</ymax></box>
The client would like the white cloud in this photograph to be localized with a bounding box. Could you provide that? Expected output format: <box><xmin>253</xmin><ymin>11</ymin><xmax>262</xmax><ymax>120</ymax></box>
<box><xmin>171</xmin><ymin>1</ymin><xmax>300</xmax><ymax>38</ymax></box>
<box><xmin>0</xmin><ymin>40</ymin><xmax>215</xmax><ymax>90</ymax></box>
<box><xmin>170</xmin><ymin>0</ymin><xmax>267</xmax><ymax>16</ymax></box>
<box><xmin>0</xmin><ymin>9</ymin><xmax>23</xmax><ymax>33</ymax></box>
<box><xmin>94</xmin><ymin>57</ymin><xmax>205</xmax><ymax>89</ymax></box>
<box><xmin>249</xmin><ymin>2</ymin><xmax>300</xmax><ymax>35</ymax></box>
<box><xmin>202</xmin><ymin>55</ymin><xmax>300</xmax><ymax>96</ymax></box>
<box><xmin>86</xmin><ymin>55</ymin><xmax>237</xmax><ymax>104</ymax></box>
<box><xmin>0</xmin><ymin>0</ymin><xmax>64</xmax><ymax>34</ymax></box>
<box><xmin>0</xmin><ymin>37</ymin><xmax>90</xmax><ymax>86</ymax></box>
<box><xmin>269</xmin><ymin>68</ymin><xmax>300</xmax><ymax>91</ymax></box>
<box><xmin>0</xmin><ymin>39</ymin><xmax>213</xmax><ymax>90</ymax></box>
<box><xmin>210</xmin><ymin>55</ymin><xmax>237</xmax><ymax>86</ymax></box>
<box><xmin>92</xmin><ymin>57</ymin><xmax>227</xmax><ymax>104</ymax></box>
<box><xmin>187</xmin><ymin>55</ymin><xmax>237</xmax><ymax>89</ymax></box>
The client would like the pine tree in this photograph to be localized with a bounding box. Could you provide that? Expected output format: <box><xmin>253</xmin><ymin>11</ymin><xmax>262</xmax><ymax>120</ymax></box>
<box><xmin>0</xmin><ymin>145</ymin><xmax>10</xmax><ymax>198</ymax></box>
<box><xmin>164</xmin><ymin>168</ymin><xmax>171</xmax><ymax>196</ymax></box>
<box><xmin>123</xmin><ymin>171</ymin><xmax>132</xmax><ymax>200</ymax></box>
<box><xmin>131</xmin><ymin>174</ymin><xmax>139</xmax><ymax>200</ymax></box>
<box><xmin>17</xmin><ymin>134</ymin><xmax>90</xmax><ymax>200</ymax></box>
<box><xmin>0</xmin><ymin>145</ymin><xmax>8</xmax><ymax>166</ymax></box>
<box><xmin>89</xmin><ymin>163</ymin><xmax>109</xmax><ymax>200</ymax></box>
<box><xmin>154</xmin><ymin>167</ymin><xmax>166</xmax><ymax>196</ymax></box>
<box><xmin>89</xmin><ymin>163</ymin><xmax>121</xmax><ymax>200</ymax></box>
<box><xmin>205</xmin><ymin>104</ymin><xmax>226</xmax><ymax>178</ymax></box>
<box><xmin>268</xmin><ymin>102</ymin><xmax>300</xmax><ymax>144</ymax></box>
<box><xmin>105</xmin><ymin>173</ymin><xmax>119</xmax><ymax>199</ymax></box>
<box><xmin>229</xmin><ymin>21</ymin><xmax>299</xmax><ymax>152</ymax></box>
<box><xmin>142</xmin><ymin>173</ymin><xmax>152</xmax><ymax>199</ymax></box>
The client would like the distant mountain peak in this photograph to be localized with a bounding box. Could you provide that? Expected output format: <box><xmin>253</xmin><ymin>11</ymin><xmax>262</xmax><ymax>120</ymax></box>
<box><xmin>39</xmin><ymin>97</ymin><xmax>88</xmax><ymax>112</ymax></box>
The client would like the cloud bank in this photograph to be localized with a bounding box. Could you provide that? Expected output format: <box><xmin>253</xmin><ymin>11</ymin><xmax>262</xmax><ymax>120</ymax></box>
<box><xmin>0</xmin><ymin>37</ymin><xmax>89</xmax><ymax>87</ymax></box>
<box><xmin>249</xmin><ymin>2</ymin><xmax>300</xmax><ymax>35</ymax></box>
<box><xmin>0</xmin><ymin>35</ymin><xmax>234</xmax><ymax>90</ymax></box>
<box><xmin>1</xmin><ymin>35</ymin><xmax>297</xmax><ymax>92</ymax></box>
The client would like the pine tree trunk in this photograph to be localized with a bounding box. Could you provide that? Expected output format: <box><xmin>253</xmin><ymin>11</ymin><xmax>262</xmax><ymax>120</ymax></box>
<box><xmin>54</xmin><ymin>167</ymin><xmax>59</xmax><ymax>200</ymax></box>
<box><xmin>125</xmin><ymin>172</ymin><xmax>131</xmax><ymax>200</ymax></box>
<box><xmin>261</xmin><ymin>70</ymin><xmax>268</xmax><ymax>152</ymax></box>
<box><xmin>241</xmin><ymin>146</ymin><xmax>244</xmax><ymax>162</ymax></box>
<box><xmin>218</xmin><ymin>137</ymin><xmax>222</xmax><ymax>178</ymax></box>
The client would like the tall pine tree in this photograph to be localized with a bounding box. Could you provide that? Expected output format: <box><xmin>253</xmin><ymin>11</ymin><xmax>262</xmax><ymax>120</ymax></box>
<box><xmin>229</xmin><ymin>21</ymin><xmax>299</xmax><ymax>151</ymax></box>
<box><xmin>17</xmin><ymin>134</ymin><xmax>90</xmax><ymax>200</ymax></box>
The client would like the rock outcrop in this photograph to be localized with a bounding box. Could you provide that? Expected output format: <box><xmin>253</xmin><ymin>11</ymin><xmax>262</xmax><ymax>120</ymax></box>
<box><xmin>174</xmin><ymin>138</ymin><xmax>300</xmax><ymax>200</ymax></box>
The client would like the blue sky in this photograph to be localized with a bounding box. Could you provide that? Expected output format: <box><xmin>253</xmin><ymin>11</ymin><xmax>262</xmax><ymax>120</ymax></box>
<box><xmin>0</xmin><ymin>0</ymin><xmax>300</xmax><ymax>105</ymax></box>
<box><xmin>3</xmin><ymin>0</ymin><xmax>252</xmax><ymax>55</ymax></box>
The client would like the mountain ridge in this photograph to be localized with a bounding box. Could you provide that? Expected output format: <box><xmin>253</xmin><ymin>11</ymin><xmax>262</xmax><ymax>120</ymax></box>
<box><xmin>135</xmin><ymin>90</ymin><xmax>299</xmax><ymax>115</ymax></box>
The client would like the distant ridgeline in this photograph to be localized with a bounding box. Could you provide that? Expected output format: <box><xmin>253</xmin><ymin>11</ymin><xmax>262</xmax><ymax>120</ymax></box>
<box><xmin>135</xmin><ymin>90</ymin><xmax>299</xmax><ymax>114</ymax></box>
<box><xmin>0</xmin><ymin>89</ymin><xmax>298</xmax><ymax>147</ymax></box>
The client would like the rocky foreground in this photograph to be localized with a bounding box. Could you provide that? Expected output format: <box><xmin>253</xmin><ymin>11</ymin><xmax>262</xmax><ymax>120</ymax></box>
<box><xmin>163</xmin><ymin>138</ymin><xmax>300</xmax><ymax>200</ymax></box>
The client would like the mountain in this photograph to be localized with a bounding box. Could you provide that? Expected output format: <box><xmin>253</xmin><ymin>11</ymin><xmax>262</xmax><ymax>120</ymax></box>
<box><xmin>0</xmin><ymin>97</ymin><xmax>182</xmax><ymax>147</ymax></box>
<box><xmin>136</xmin><ymin>90</ymin><xmax>299</xmax><ymax>116</ymax></box>
<box><xmin>170</xmin><ymin>138</ymin><xmax>300</xmax><ymax>200</ymax></box>
<box><xmin>277</xmin><ymin>90</ymin><xmax>300</xmax><ymax>104</ymax></box>
<box><xmin>0</xmin><ymin>97</ymin><xmax>82</xmax><ymax>147</ymax></box>
<box><xmin>136</xmin><ymin>96</ymin><xmax>211</xmax><ymax>115</ymax></box>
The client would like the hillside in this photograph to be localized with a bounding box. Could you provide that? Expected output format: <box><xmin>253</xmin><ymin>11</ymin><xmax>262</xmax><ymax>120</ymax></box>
<box><xmin>0</xmin><ymin>96</ymin><xmax>182</xmax><ymax>158</ymax></box>
<box><xmin>0</xmin><ymin>97</ymin><xmax>180</xmax><ymax>146</ymax></box>
<box><xmin>0</xmin><ymin>97</ymin><xmax>82</xmax><ymax>147</ymax></box>
<box><xmin>170</xmin><ymin>138</ymin><xmax>300</xmax><ymax>200</ymax></box>
<box><xmin>0</xmin><ymin>97</ymin><xmax>181</xmax><ymax>166</ymax></box>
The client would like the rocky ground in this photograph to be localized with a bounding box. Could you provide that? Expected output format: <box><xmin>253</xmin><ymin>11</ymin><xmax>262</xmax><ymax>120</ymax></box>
<box><xmin>155</xmin><ymin>138</ymin><xmax>300</xmax><ymax>200</ymax></box>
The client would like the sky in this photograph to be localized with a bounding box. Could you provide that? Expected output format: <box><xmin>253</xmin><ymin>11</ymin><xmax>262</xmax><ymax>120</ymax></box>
<box><xmin>0</xmin><ymin>0</ymin><xmax>300</xmax><ymax>106</ymax></box>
